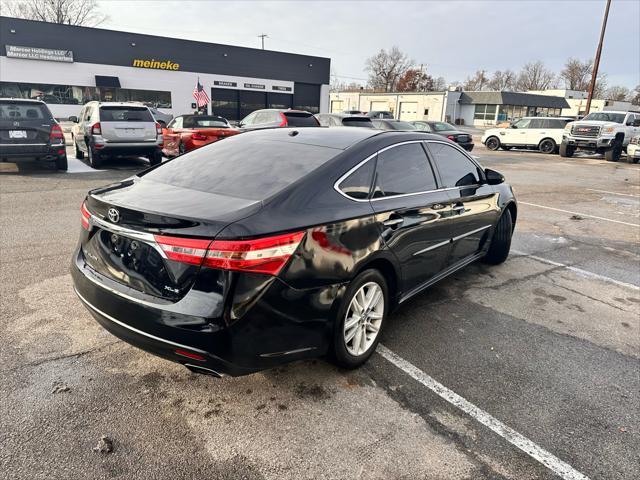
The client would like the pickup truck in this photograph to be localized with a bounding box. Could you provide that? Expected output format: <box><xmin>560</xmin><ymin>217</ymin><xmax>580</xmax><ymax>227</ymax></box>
<box><xmin>560</xmin><ymin>110</ymin><xmax>640</xmax><ymax>162</ymax></box>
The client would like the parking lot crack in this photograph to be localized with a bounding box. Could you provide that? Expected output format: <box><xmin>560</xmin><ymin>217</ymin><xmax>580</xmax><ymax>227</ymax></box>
<box><xmin>10</xmin><ymin>339</ymin><xmax>121</xmax><ymax>372</ymax></box>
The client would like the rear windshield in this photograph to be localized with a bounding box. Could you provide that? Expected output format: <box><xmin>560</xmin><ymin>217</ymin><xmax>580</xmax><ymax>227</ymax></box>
<box><xmin>390</xmin><ymin>121</ymin><xmax>416</xmax><ymax>130</ymax></box>
<box><xmin>432</xmin><ymin>122</ymin><xmax>456</xmax><ymax>131</ymax></box>
<box><xmin>142</xmin><ymin>135</ymin><xmax>339</xmax><ymax>200</ymax></box>
<box><xmin>284</xmin><ymin>112</ymin><xmax>319</xmax><ymax>127</ymax></box>
<box><xmin>342</xmin><ymin>118</ymin><xmax>373</xmax><ymax>128</ymax></box>
<box><xmin>183</xmin><ymin>116</ymin><xmax>228</xmax><ymax>128</ymax></box>
<box><xmin>0</xmin><ymin>101</ymin><xmax>51</xmax><ymax>120</ymax></box>
<box><xmin>582</xmin><ymin>112</ymin><xmax>625</xmax><ymax>123</ymax></box>
<box><xmin>99</xmin><ymin>106</ymin><xmax>153</xmax><ymax>122</ymax></box>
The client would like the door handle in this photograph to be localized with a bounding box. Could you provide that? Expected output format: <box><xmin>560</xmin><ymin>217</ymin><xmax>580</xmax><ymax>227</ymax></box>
<box><xmin>383</xmin><ymin>217</ymin><xmax>404</xmax><ymax>228</ymax></box>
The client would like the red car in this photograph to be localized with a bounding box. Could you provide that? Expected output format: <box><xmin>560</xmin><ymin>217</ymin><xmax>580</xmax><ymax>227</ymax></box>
<box><xmin>162</xmin><ymin>115</ymin><xmax>239</xmax><ymax>157</ymax></box>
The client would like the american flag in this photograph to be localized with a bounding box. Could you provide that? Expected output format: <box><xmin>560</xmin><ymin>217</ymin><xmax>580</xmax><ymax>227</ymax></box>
<box><xmin>192</xmin><ymin>78</ymin><xmax>210</xmax><ymax>108</ymax></box>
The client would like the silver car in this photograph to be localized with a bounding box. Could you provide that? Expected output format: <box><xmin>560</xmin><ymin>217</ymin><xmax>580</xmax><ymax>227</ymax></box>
<box><xmin>70</xmin><ymin>102</ymin><xmax>162</xmax><ymax>168</ymax></box>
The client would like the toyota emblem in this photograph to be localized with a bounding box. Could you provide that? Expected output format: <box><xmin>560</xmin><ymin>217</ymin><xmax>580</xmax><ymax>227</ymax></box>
<box><xmin>107</xmin><ymin>207</ymin><xmax>120</xmax><ymax>223</ymax></box>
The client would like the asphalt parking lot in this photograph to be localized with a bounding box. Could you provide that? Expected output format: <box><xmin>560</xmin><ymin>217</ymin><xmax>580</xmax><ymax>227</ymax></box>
<box><xmin>1</xmin><ymin>144</ymin><xmax>638</xmax><ymax>480</ymax></box>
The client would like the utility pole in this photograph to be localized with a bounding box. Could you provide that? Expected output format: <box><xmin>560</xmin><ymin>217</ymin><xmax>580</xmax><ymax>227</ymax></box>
<box><xmin>258</xmin><ymin>34</ymin><xmax>268</xmax><ymax>50</ymax></box>
<box><xmin>585</xmin><ymin>0</ymin><xmax>611</xmax><ymax>114</ymax></box>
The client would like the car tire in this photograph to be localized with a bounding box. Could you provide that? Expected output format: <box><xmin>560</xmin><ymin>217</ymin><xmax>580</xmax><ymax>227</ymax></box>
<box><xmin>604</xmin><ymin>140</ymin><xmax>622</xmax><ymax>162</ymax></box>
<box><xmin>539</xmin><ymin>138</ymin><xmax>556</xmax><ymax>154</ymax></box>
<box><xmin>55</xmin><ymin>154</ymin><xmax>68</xmax><ymax>171</ymax></box>
<box><xmin>559</xmin><ymin>142</ymin><xmax>574</xmax><ymax>157</ymax></box>
<box><xmin>332</xmin><ymin>269</ymin><xmax>388</xmax><ymax>369</ymax></box>
<box><xmin>87</xmin><ymin>145</ymin><xmax>102</xmax><ymax>168</ymax></box>
<box><xmin>483</xmin><ymin>209</ymin><xmax>513</xmax><ymax>265</ymax></box>
<box><xmin>148</xmin><ymin>149</ymin><xmax>162</xmax><ymax>166</ymax></box>
<box><xmin>74</xmin><ymin>136</ymin><xmax>84</xmax><ymax>159</ymax></box>
<box><xmin>485</xmin><ymin>136</ymin><xmax>500</xmax><ymax>151</ymax></box>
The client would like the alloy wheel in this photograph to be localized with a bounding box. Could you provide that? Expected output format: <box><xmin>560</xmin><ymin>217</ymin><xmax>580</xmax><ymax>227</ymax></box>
<box><xmin>343</xmin><ymin>281</ymin><xmax>384</xmax><ymax>356</ymax></box>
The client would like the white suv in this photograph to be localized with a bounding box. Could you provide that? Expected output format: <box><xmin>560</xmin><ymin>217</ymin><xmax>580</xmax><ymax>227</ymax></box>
<box><xmin>627</xmin><ymin>135</ymin><xmax>640</xmax><ymax>164</ymax></box>
<box><xmin>482</xmin><ymin>117</ymin><xmax>573</xmax><ymax>154</ymax></box>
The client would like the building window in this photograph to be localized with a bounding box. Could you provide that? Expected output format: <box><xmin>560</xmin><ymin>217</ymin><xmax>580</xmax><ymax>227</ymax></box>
<box><xmin>293</xmin><ymin>83</ymin><xmax>320</xmax><ymax>113</ymax></box>
<box><xmin>0</xmin><ymin>81</ymin><xmax>172</xmax><ymax>108</ymax></box>
<box><xmin>473</xmin><ymin>104</ymin><xmax>497</xmax><ymax>121</ymax></box>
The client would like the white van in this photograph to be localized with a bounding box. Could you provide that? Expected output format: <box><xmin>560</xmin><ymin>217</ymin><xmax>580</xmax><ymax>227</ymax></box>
<box><xmin>482</xmin><ymin>117</ymin><xmax>573</xmax><ymax>154</ymax></box>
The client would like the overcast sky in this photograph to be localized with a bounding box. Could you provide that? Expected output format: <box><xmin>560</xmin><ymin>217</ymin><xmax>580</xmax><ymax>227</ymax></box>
<box><xmin>100</xmin><ymin>0</ymin><xmax>639</xmax><ymax>89</ymax></box>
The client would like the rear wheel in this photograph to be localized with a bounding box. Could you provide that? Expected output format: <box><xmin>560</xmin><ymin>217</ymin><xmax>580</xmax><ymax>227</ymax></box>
<box><xmin>483</xmin><ymin>209</ymin><xmax>513</xmax><ymax>265</ymax></box>
<box><xmin>332</xmin><ymin>269</ymin><xmax>388</xmax><ymax>369</ymax></box>
<box><xmin>55</xmin><ymin>154</ymin><xmax>68</xmax><ymax>171</ymax></box>
<box><xmin>148</xmin><ymin>149</ymin><xmax>162</xmax><ymax>166</ymax></box>
<box><xmin>485</xmin><ymin>136</ymin><xmax>500</xmax><ymax>151</ymax></box>
<box><xmin>74</xmin><ymin>136</ymin><xmax>84</xmax><ymax>159</ymax></box>
<box><xmin>87</xmin><ymin>144</ymin><xmax>102</xmax><ymax>168</ymax></box>
<box><xmin>559</xmin><ymin>142</ymin><xmax>574</xmax><ymax>157</ymax></box>
<box><xmin>539</xmin><ymin>138</ymin><xmax>556</xmax><ymax>154</ymax></box>
<box><xmin>604</xmin><ymin>140</ymin><xmax>622</xmax><ymax>162</ymax></box>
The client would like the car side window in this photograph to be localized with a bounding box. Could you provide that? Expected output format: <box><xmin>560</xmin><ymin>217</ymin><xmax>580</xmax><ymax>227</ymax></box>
<box><xmin>372</xmin><ymin>143</ymin><xmax>437</xmax><ymax>198</ymax></box>
<box><xmin>339</xmin><ymin>160</ymin><xmax>375</xmax><ymax>199</ymax></box>
<box><xmin>428</xmin><ymin>142</ymin><xmax>480</xmax><ymax>188</ymax></box>
<box><xmin>241</xmin><ymin>112</ymin><xmax>257</xmax><ymax>126</ymax></box>
<box><xmin>529</xmin><ymin>119</ymin><xmax>543</xmax><ymax>128</ymax></box>
<box><xmin>173</xmin><ymin>117</ymin><xmax>183</xmax><ymax>129</ymax></box>
<box><xmin>253</xmin><ymin>111</ymin><xmax>272</xmax><ymax>125</ymax></box>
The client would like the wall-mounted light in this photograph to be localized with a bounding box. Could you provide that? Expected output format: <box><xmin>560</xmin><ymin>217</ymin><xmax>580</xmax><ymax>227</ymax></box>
<box><xmin>130</xmin><ymin>42</ymin><xmax>136</xmax><ymax>47</ymax></box>
<box><xmin>10</xmin><ymin>29</ymin><xmax>16</xmax><ymax>34</ymax></box>
<box><xmin>308</xmin><ymin>63</ymin><xmax>313</xmax><ymax>67</ymax></box>
<box><xmin>223</xmin><ymin>53</ymin><xmax>228</xmax><ymax>57</ymax></box>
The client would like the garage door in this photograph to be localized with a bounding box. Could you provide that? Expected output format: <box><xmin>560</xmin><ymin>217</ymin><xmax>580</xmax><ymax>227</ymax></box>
<box><xmin>370</xmin><ymin>101</ymin><xmax>389</xmax><ymax>112</ymax></box>
<box><xmin>331</xmin><ymin>100</ymin><xmax>343</xmax><ymax>113</ymax></box>
<box><xmin>399</xmin><ymin>102</ymin><xmax>418</xmax><ymax>121</ymax></box>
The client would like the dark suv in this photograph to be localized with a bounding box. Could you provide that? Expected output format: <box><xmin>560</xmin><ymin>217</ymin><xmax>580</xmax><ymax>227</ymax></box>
<box><xmin>0</xmin><ymin>98</ymin><xmax>67</xmax><ymax>170</ymax></box>
<box><xmin>238</xmin><ymin>109</ymin><xmax>319</xmax><ymax>130</ymax></box>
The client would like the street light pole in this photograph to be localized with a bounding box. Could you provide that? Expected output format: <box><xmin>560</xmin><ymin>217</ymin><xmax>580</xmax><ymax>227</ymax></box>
<box><xmin>585</xmin><ymin>0</ymin><xmax>611</xmax><ymax>114</ymax></box>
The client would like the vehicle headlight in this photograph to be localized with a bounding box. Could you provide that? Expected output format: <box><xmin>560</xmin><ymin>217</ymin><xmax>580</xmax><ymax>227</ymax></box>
<box><xmin>603</xmin><ymin>126</ymin><xmax>615</xmax><ymax>134</ymax></box>
<box><xmin>564</xmin><ymin>124</ymin><xmax>572</xmax><ymax>131</ymax></box>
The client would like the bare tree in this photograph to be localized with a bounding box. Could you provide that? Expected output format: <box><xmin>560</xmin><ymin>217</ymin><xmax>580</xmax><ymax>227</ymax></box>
<box><xmin>560</xmin><ymin>58</ymin><xmax>593</xmax><ymax>91</ymax></box>
<box><xmin>631</xmin><ymin>85</ymin><xmax>640</xmax><ymax>106</ymax></box>
<box><xmin>592</xmin><ymin>72</ymin><xmax>608</xmax><ymax>99</ymax></box>
<box><xmin>488</xmin><ymin>70</ymin><xmax>516</xmax><ymax>91</ymax></box>
<box><xmin>604</xmin><ymin>85</ymin><xmax>631</xmax><ymax>102</ymax></box>
<box><xmin>396</xmin><ymin>68</ymin><xmax>435</xmax><ymax>92</ymax></box>
<box><xmin>3</xmin><ymin>0</ymin><xmax>108</xmax><ymax>26</ymax></box>
<box><xmin>365</xmin><ymin>46</ymin><xmax>413</xmax><ymax>92</ymax></box>
<box><xmin>463</xmin><ymin>70</ymin><xmax>489</xmax><ymax>91</ymax></box>
<box><xmin>515</xmin><ymin>61</ymin><xmax>557</xmax><ymax>91</ymax></box>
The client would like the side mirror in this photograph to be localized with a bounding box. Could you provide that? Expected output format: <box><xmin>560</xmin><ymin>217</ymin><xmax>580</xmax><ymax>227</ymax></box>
<box><xmin>68</xmin><ymin>116</ymin><xmax>78</xmax><ymax>123</ymax></box>
<box><xmin>510</xmin><ymin>124</ymin><xmax>517</xmax><ymax>129</ymax></box>
<box><xmin>485</xmin><ymin>168</ymin><xmax>504</xmax><ymax>185</ymax></box>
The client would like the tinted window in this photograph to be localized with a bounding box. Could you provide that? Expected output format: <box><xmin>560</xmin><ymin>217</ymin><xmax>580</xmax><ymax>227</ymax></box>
<box><xmin>428</xmin><ymin>143</ymin><xmax>480</xmax><ymax>188</ymax></box>
<box><xmin>339</xmin><ymin>160</ymin><xmax>374</xmax><ymax>199</ymax></box>
<box><xmin>373</xmin><ymin>143</ymin><xmax>437</xmax><ymax>198</ymax></box>
<box><xmin>513</xmin><ymin>118</ymin><xmax>531</xmax><ymax>129</ymax></box>
<box><xmin>143</xmin><ymin>135</ymin><xmax>338</xmax><ymax>200</ymax></box>
<box><xmin>0</xmin><ymin>101</ymin><xmax>51</xmax><ymax>120</ymax></box>
<box><xmin>342</xmin><ymin>117</ymin><xmax>373</xmax><ymax>128</ymax></box>
<box><xmin>529</xmin><ymin>119</ymin><xmax>543</xmax><ymax>128</ymax></box>
<box><xmin>413</xmin><ymin>122</ymin><xmax>431</xmax><ymax>131</ymax></box>
<box><xmin>99</xmin><ymin>107</ymin><xmax>153</xmax><ymax>122</ymax></box>
<box><xmin>284</xmin><ymin>112</ymin><xmax>319</xmax><ymax>127</ymax></box>
<box><xmin>389</xmin><ymin>121</ymin><xmax>416</xmax><ymax>130</ymax></box>
<box><xmin>432</xmin><ymin>122</ymin><xmax>456</xmax><ymax>132</ymax></box>
<box><xmin>183</xmin><ymin>116</ymin><xmax>228</xmax><ymax>128</ymax></box>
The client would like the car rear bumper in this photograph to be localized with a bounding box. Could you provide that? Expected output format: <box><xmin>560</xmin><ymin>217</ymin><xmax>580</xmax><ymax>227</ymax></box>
<box><xmin>95</xmin><ymin>142</ymin><xmax>161</xmax><ymax>155</ymax></box>
<box><xmin>458</xmin><ymin>142</ymin><xmax>474</xmax><ymax>151</ymax></box>
<box><xmin>71</xmin><ymin>246</ymin><xmax>341</xmax><ymax>376</ymax></box>
<box><xmin>0</xmin><ymin>143</ymin><xmax>65</xmax><ymax>161</ymax></box>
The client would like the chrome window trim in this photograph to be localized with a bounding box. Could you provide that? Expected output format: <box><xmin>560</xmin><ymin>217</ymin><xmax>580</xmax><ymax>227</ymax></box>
<box><xmin>452</xmin><ymin>224</ymin><xmax>492</xmax><ymax>242</ymax></box>
<box><xmin>413</xmin><ymin>239</ymin><xmax>451</xmax><ymax>256</ymax></box>
<box><xmin>412</xmin><ymin>224</ymin><xmax>492</xmax><ymax>257</ymax></box>
<box><xmin>334</xmin><ymin>139</ymin><xmax>485</xmax><ymax>203</ymax></box>
<box><xmin>74</xmin><ymin>287</ymin><xmax>208</xmax><ymax>354</ymax></box>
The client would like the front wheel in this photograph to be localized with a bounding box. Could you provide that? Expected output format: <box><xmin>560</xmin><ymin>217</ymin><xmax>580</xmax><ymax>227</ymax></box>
<box><xmin>559</xmin><ymin>142</ymin><xmax>574</xmax><ymax>157</ymax></box>
<box><xmin>604</xmin><ymin>140</ymin><xmax>622</xmax><ymax>162</ymax></box>
<box><xmin>539</xmin><ymin>138</ymin><xmax>556</xmax><ymax>154</ymax></box>
<box><xmin>485</xmin><ymin>136</ymin><xmax>500</xmax><ymax>151</ymax></box>
<box><xmin>332</xmin><ymin>269</ymin><xmax>388</xmax><ymax>369</ymax></box>
<box><xmin>148</xmin><ymin>149</ymin><xmax>162</xmax><ymax>166</ymax></box>
<box><xmin>483</xmin><ymin>209</ymin><xmax>513</xmax><ymax>265</ymax></box>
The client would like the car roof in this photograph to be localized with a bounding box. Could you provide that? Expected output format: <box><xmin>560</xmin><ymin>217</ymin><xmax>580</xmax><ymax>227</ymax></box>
<box><xmin>240</xmin><ymin>126</ymin><xmax>382</xmax><ymax>150</ymax></box>
<box><xmin>95</xmin><ymin>102</ymin><xmax>151</xmax><ymax>108</ymax></box>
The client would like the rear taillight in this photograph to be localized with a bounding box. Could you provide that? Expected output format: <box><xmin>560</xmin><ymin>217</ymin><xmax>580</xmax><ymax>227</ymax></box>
<box><xmin>191</xmin><ymin>132</ymin><xmax>208</xmax><ymax>141</ymax></box>
<box><xmin>156</xmin><ymin>122</ymin><xmax>162</xmax><ymax>136</ymax></box>
<box><xmin>447</xmin><ymin>135</ymin><xmax>455</xmax><ymax>141</ymax></box>
<box><xmin>278</xmin><ymin>113</ymin><xmax>287</xmax><ymax>127</ymax></box>
<box><xmin>50</xmin><ymin>124</ymin><xmax>64</xmax><ymax>144</ymax></box>
<box><xmin>80</xmin><ymin>201</ymin><xmax>90</xmax><ymax>230</ymax></box>
<box><xmin>153</xmin><ymin>231</ymin><xmax>305</xmax><ymax>276</ymax></box>
<box><xmin>91</xmin><ymin>122</ymin><xmax>101</xmax><ymax>135</ymax></box>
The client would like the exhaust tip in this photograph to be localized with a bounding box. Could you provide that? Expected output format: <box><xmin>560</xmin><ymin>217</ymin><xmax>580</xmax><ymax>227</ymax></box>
<box><xmin>184</xmin><ymin>363</ymin><xmax>223</xmax><ymax>378</ymax></box>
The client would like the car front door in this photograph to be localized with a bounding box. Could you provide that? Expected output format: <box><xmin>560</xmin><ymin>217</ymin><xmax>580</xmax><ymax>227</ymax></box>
<box><xmin>426</xmin><ymin>141</ymin><xmax>501</xmax><ymax>266</ymax></box>
<box><xmin>368</xmin><ymin>141</ymin><xmax>455</xmax><ymax>293</ymax></box>
<box><xmin>501</xmin><ymin>118</ymin><xmax>530</xmax><ymax>146</ymax></box>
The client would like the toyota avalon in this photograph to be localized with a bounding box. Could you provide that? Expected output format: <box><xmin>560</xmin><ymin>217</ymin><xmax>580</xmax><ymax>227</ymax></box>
<box><xmin>72</xmin><ymin>128</ymin><xmax>516</xmax><ymax>377</ymax></box>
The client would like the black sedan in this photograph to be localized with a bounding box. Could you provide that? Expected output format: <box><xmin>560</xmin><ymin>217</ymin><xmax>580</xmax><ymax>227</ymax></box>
<box><xmin>72</xmin><ymin>128</ymin><xmax>516</xmax><ymax>377</ymax></box>
<box><xmin>411</xmin><ymin>121</ymin><xmax>474</xmax><ymax>151</ymax></box>
<box><xmin>0</xmin><ymin>98</ymin><xmax>67</xmax><ymax>170</ymax></box>
<box><xmin>371</xmin><ymin>119</ymin><xmax>417</xmax><ymax>130</ymax></box>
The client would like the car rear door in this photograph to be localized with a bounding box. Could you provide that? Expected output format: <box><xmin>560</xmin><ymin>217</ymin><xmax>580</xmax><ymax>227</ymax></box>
<box><xmin>0</xmin><ymin>101</ymin><xmax>52</xmax><ymax>151</ymax></box>
<box><xmin>525</xmin><ymin>118</ymin><xmax>545</xmax><ymax>146</ymax></box>
<box><xmin>99</xmin><ymin>106</ymin><xmax>157</xmax><ymax>142</ymax></box>
<box><xmin>368</xmin><ymin>141</ymin><xmax>454</xmax><ymax>293</ymax></box>
<box><xmin>426</xmin><ymin>141</ymin><xmax>500</xmax><ymax>267</ymax></box>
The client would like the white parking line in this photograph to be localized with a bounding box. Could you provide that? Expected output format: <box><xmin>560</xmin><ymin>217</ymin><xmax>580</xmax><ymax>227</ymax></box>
<box><xmin>587</xmin><ymin>189</ymin><xmax>640</xmax><ymax>198</ymax></box>
<box><xmin>511</xmin><ymin>250</ymin><xmax>640</xmax><ymax>291</ymax></box>
<box><xmin>377</xmin><ymin>345</ymin><xmax>590</xmax><ymax>480</ymax></box>
<box><xmin>519</xmin><ymin>202</ymin><xmax>639</xmax><ymax>227</ymax></box>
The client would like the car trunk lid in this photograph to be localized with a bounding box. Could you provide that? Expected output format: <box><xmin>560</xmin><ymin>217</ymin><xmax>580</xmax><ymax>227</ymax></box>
<box><xmin>99</xmin><ymin>106</ymin><xmax>157</xmax><ymax>142</ymax></box>
<box><xmin>0</xmin><ymin>101</ymin><xmax>53</xmax><ymax>144</ymax></box>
